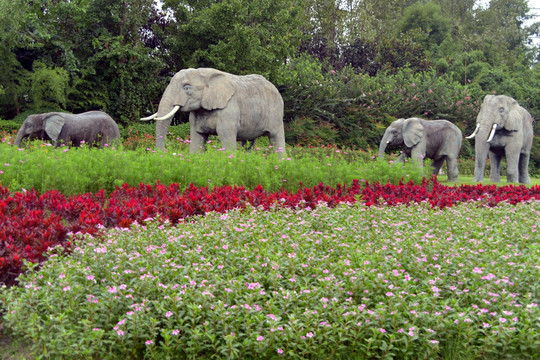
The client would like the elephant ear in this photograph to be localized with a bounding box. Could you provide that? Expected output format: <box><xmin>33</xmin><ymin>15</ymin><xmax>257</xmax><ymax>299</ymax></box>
<box><xmin>44</xmin><ymin>114</ymin><xmax>65</xmax><ymax>142</ymax></box>
<box><xmin>200</xmin><ymin>69</ymin><xmax>236</xmax><ymax>110</ymax></box>
<box><xmin>505</xmin><ymin>100</ymin><xmax>521</xmax><ymax>132</ymax></box>
<box><xmin>402</xmin><ymin>118</ymin><xmax>424</xmax><ymax>147</ymax></box>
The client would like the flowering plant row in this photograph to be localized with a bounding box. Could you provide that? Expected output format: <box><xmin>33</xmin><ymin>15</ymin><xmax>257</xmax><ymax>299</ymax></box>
<box><xmin>3</xmin><ymin>201</ymin><xmax>539</xmax><ymax>359</ymax></box>
<box><xmin>1</xmin><ymin>178</ymin><xmax>540</xmax><ymax>285</ymax></box>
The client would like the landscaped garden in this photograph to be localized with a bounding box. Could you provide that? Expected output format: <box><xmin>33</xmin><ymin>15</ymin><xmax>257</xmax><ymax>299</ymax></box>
<box><xmin>1</xmin><ymin>134</ymin><xmax>539</xmax><ymax>359</ymax></box>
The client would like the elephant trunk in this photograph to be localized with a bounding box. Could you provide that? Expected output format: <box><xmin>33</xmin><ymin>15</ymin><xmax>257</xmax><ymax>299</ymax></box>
<box><xmin>378</xmin><ymin>133</ymin><xmax>392</xmax><ymax>158</ymax></box>
<box><xmin>473</xmin><ymin>123</ymin><xmax>492</xmax><ymax>182</ymax></box>
<box><xmin>153</xmin><ymin>86</ymin><xmax>180</xmax><ymax>150</ymax></box>
<box><xmin>14</xmin><ymin>128</ymin><xmax>25</xmax><ymax>147</ymax></box>
<box><xmin>155</xmin><ymin>117</ymin><xmax>173</xmax><ymax>150</ymax></box>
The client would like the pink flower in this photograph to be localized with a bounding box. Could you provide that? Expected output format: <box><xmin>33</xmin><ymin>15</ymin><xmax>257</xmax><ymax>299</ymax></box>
<box><xmin>145</xmin><ymin>340</ymin><xmax>153</xmax><ymax>346</ymax></box>
<box><xmin>257</xmin><ymin>336</ymin><xmax>264</xmax><ymax>341</ymax></box>
<box><xmin>277</xmin><ymin>349</ymin><xmax>284</xmax><ymax>354</ymax></box>
<box><xmin>380</xmin><ymin>328</ymin><xmax>386</xmax><ymax>333</ymax></box>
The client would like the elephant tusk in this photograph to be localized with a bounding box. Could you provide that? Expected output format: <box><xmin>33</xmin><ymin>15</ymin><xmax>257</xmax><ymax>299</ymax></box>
<box><xmin>465</xmin><ymin>123</ymin><xmax>480</xmax><ymax>139</ymax></box>
<box><xmin>140</xmin><ymin>113</ymin><xmax>158</xmax><ymax>121</ymax></box>
<box><xmin>155</xmin><ymin>106</ymin><xmax>180</xmax><ymax>121</ymax></box>
<box><xmin>486</xmin><ymin>124</ymin><xmax>498</xmax><ymax>143</ymax></box>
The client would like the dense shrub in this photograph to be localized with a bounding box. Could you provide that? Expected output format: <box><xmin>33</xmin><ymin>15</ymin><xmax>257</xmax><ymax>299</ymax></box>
<box><xmin>280</xmin><ymin>59</ymin><xmax>481</xmax><ymax>149</ymax></box>
<box><xmin>0</xmin><ymin>120</ymin><xmax>20</xmax><ymax>135</ymax></box>
<box><xmin>2</xmin><ymin>200</ymin><xmax>539</xmax><ymax>359</ymax></box>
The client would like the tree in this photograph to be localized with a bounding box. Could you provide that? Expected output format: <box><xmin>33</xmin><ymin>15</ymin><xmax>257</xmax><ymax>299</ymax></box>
<box><xmin>0</xmin><ymin>0</ymin><xmax>166</xmax><ymax>123</ymax></box>
<box><xmin>399</xmin><ymin>2</ymin><xmax>451</xmax><ymax>50</ymax></box>
<box><xmin>160</xmin><ymin>0</ymin><xmax>304</xmax><ymax>82</ymax></box>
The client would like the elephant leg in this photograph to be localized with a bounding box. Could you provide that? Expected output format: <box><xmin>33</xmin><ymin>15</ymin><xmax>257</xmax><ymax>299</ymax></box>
<box><xmin>488</xmin><ymin>150</ymin><xmax>502</xmax><ymax>183</ymax></box>
<box><xmin>189</xmin><ymin>129</ymin><xmax>207</xmax><ymax>154</ymax></box>
<box><xmin>445</xmin><ymin>157</ymin><xmax>459</xmax><ymax>182</ymax></box>
<box><xmin>268</xmin><ymin>128</ymin><xmax>286</xmax><ymax>157</ymax></box>
<box><xmin>216</xmin><ymin>126</ymin><xmax>237</xmax><ymax>152</ymax></box>
<box><xmin>431</xmin><ymin>159</ymin><xmax>444</xmax><ymax>176</ymax></box>
<box><xmin>504</xmin><ymin>149</ymin><xmax>520</xmax><ymax>183</ymax></box>
<box><xmin>396</xmin><ymin>153</ymin><xmax>407</xmax><ymax>163</ymax></box>
<box><xmin>518</xmin><ymin>152</ymin><xmax>531</xmax><ymax>184</ymax></box>
<box><xmin>410</xmin><ymin>148</ymin><xmax>425</xmax><ymax>168</ymax></box>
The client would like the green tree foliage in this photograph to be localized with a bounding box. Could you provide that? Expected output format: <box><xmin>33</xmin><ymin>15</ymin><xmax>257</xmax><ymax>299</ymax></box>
<box><xmin>399</xmin><ymin>2</ymin><xmax>451</xmax><ymax>49</ymax></box>
<box><xmin>29</xmin><ymin>62</ymin><xmax>70</xmax><ymax>111</ymax></box>
<box><xmin>0</xmin><ymin>0</ymin><xmax>165</xmax><ymax>123</ymax></box>
<box><xmin>160</xmin><ymin>0</ymin><xmax>304</xmax><ymax>81</ymax></box>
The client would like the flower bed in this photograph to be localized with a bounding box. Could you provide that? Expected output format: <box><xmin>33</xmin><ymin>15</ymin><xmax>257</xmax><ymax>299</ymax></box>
<box><xmin>2</xmin><ymin>202</ymin><xmax>539</xmax><ymax>359</ymax></box>
<box><xmin>1</xmin><ymin>179</ymin><xmax>540</xmax><ymax>286</ymax></box>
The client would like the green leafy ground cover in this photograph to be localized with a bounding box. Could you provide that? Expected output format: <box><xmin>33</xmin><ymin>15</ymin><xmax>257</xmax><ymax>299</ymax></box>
<box><xmin>2</xmin><ymin>202</ymin><xmax>539</xmax><ymax>359</ymax></box>
<box><xmin>0</xmin><ymin>141</ymin><xmax>426</xmax><ymax>195</ymax></box>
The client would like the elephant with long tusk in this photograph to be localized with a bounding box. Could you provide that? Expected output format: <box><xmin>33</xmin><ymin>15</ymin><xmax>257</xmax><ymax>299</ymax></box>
<box><xmin>467</xmin><ymin>95</ymin><xmax>534</xmax><ymax>184</ymax></box>
<box><xmin>141</xmin><ymin>68</ymin><xmax>286</xmax><ymax>156</ymax></box>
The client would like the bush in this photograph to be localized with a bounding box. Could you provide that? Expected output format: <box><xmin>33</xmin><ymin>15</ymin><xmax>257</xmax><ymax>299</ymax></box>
<box><xmin>279</xmin><ymin>59</ymin><xmax>482</xmax><ymax>150</ymax></box>
<box><xmin>0</xmin><ymin>120</ymin><xmax>21</xmax><ymax>134</ymax></box>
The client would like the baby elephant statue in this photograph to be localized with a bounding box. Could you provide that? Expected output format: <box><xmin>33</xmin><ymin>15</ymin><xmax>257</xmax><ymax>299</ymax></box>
<box><xmin>378</xmin><ymin>118</ymin><xmax>463</xmax><ymax>181</ymax></box>
<box><xmin>15</xmin><ymin>111</ymin><xmax>120</xmax><ymax>148</ymax></box>
<box><xmin>141</xmin><ymin>67</ymin><xmax>286</xmax><ymax>156</ymax></box>
<box><xmin>466</xmin><ymin>95</ymin><xmax>534</xmax><ymax>184</ymax></box>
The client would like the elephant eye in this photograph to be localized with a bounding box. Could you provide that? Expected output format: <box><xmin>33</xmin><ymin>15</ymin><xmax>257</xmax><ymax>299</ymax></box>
<box><xmin>499</xmin><ymin>107</ymin><xmax>505</xmax><ymax>113</ymax></box>
<box><xmin>183</xmin><ymin>84</ymin><xmax>193</xmax><ymax>95</ymax></box>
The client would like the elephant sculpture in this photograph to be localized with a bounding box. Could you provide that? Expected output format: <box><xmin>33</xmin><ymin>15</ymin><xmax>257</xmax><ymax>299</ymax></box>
<box><xmin>141</xmin><ymin>68</ymin><xmax>286</xmax><ymax>155</ymax></box>
<box><xmin>15</xmin><ymin>111</ymin><xmax>120</xmax><ymax>148</ymax></box>
<box><xmin>378</xmin><ymin>118</ymin><xmax>462</xmax><ymax>181</ymax></box>
<box><xmin>466</xmin><ymin>95</ymin><xmax>534</xmax><ymax>184</ymax></box>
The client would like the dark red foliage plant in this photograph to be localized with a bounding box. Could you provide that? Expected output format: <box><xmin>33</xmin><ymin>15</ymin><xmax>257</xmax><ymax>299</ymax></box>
<box><xmin>1</xmin><ymin>178</ymin><xmax>539</xmax><ymax>286</ymax></box>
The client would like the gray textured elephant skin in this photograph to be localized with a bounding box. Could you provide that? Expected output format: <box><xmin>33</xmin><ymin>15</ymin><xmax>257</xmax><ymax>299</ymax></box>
<box><xmin>141</xmin><ymin>68</ymin><xmax>286</xmax><ymax>155</ymax></box>
<box><xmin>378</xmin><ymin>118</ymin><xmax>463</xmax><ymax>181</ymax></box>
<box><xmin>14</xmin><ymin>111</ymin><xmax>120</xmax><ymax>148</ymax></box>
<box><xmin>466</xmin><ymin>95</ymin><xmax>534</xmax><ymax>184</ymax></box>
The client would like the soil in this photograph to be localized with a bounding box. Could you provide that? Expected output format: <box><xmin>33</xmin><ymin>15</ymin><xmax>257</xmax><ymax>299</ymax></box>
<box><xmin>0</xmin><ymin>323</ymin><xmax>33</xmax><ymax>360</ymax></box>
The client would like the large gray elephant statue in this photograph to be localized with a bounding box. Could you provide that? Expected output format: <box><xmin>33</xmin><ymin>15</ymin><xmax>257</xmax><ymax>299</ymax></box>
<box><xmin>141</xmin><ymin>68</ymin><xmax>286</xmax><ymax>155</ymax></box>
<box><xmin>378</xmin><ymin>118</ymin><xmax>462</xmax><ymax>181</ymax></box>
<box><xmin>466</xmin><ymin>95</ymin><xmax>534</xmax><ymax>184</ymax></box>
<box><xmin>14</xmin><ymin>111</ymin><xmax>120</xmax><ymax>148</ymax></box>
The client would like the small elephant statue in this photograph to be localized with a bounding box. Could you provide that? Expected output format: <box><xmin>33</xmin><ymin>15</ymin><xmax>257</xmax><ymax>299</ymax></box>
<box><xmin>15</xmin><ymin>111</ymin><xmax>120</xmax><ymax>148</ymax></box>
<box><xmin>466</xmin><ymin>95</ymin><xmax>534</xmax><ymax>184</ymax></box>
<box><xmin>141</xmin><ymin>68</ymin><xmax>286</xmax><ymax>156</ymax></box>
<box><xmin>378</xmin><ymin>117</ymin><xmax>463</xmax><ymax>181</ymax></box>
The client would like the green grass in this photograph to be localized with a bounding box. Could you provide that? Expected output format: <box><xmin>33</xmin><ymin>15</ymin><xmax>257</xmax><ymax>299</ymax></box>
<box><xmin>0</xmin><ymin>141</ymin><xmax>427</xmax><ymax>195</ymax></box>
<box><xmin>449</xmin><ymin>175</ymin><xmax>540</xmax><ymax>186</ymax></box>
<box><xmin>2</xmin><ymin>140</ymin><xmax>539</xmax><ymax>197</ymax></box>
